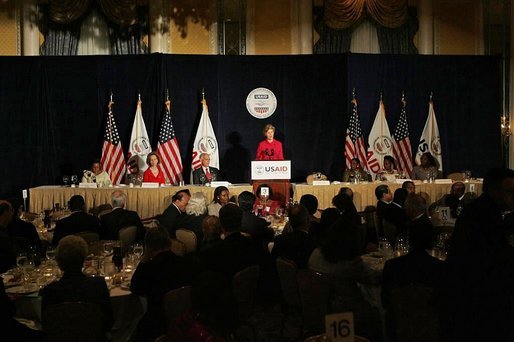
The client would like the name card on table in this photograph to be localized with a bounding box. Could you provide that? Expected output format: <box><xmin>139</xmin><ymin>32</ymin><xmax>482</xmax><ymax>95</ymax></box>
<box><xmin>325</xmin><ymin>312</ymin><xmax>355</xmax><ymax>342</ymax></box>
<box><xmin>210</xmin><ymin>181</ymin><xmax>230</xmax><ymax>187</ymax></box>
<box><xmin>312</xmin><ymin>180</ymin><xmax>330</xmax><ymax>186</ymax></box>
<box><xmin>435</xmin><ymin>179</ymin><xmax>453</xmax><ymax>184</ymax></box>
<box><xmin>251</xmin><ymin>160</ymin><xmax>291</xmax><ymax>180</ymax></box>
<box><xmin>79</xmin><ymin>182</ymin><xmax>97</xmax><ymax>188</ymax></box>
<box><xmin>141</xmin><ymin>182</ymin><xmax>159</xmax><ymax>188</ymax></box>
<box><xmin>395</xmin><ymin>178</ymin><xmax>412</xmax><ymax>183</ymax></box>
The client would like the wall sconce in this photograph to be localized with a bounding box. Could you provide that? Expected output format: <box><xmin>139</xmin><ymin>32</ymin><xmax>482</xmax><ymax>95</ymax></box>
<box><xmin>501</xmin><ymin>114</ymin><xmax>511</xmax><ymax>137</ymax></box>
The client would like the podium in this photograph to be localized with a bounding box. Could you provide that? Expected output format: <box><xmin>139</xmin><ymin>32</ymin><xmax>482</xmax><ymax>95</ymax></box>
<box><xmin>251</xmin><ymin>160</ymin><xmax>291</xmax><ymax>205</ymax></box>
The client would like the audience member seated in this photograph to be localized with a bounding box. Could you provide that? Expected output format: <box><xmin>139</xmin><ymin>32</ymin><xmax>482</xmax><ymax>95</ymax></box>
<box><xmin>393</xmin><ymin>188</ymin><xmax>408</xmax><ymax>208</ymax></box>
<box><xmin>402</xmin><ymin>180</ymin><xmax>415</xmax><ymax>194</ymax></box>
<box><xmin>338</xmin><ymin>186</ymin><xmax>354</xmax><ymax>200</ymax></box>
<box><xmin>52</xmin><ymin>195</ymin><xmax>100</xmax><ymax>245</ymax></box>
<box><xmin>445</xmin><ymin>168</ymin><xmax>514</xmax><ymax>341</ymax></box>
<box><xmin>314</xmin><ymin>208</ymin><xmax>342</xmax><ymax>246</ymax></box>
<box><xmin>332</xmin><ymin>193</ymin><xmax>360</xmax><ymax>226</ymax></box>
<box><xmin>271</xmin><ymin>204</ymin><xmax>316</xmax><ymax>269</ymax></box>
<box><xmin>199</xmin><ymin>203</ymin><xmax>260</xmax><ymax>281</ymax></box>
<box><xmin>143</xmin><ymin>152</ymin><xmax>166</xmax><ymax>184</ymax></box>
<box><xmin>192</xmin><ymin>153</ymin><xmax>222</xmax><ymax>185</ymax></box>
<box><xmin>130</xmin><ymin>228</ymin><xmax>196</xmax><ymax>342</ymax></box>
<box><xmin>253</xmin><ymin>184</ymin><xmax>282</xmax><ymax>217</ymax></box>
<box><xmin>82</xmin><ymin>159</ymin><xmax>112</xmax><ymax>187</ymax></box>
<box><xmin>0</xmin><ymin>201</ymin><xmax>16</xmax><ymax>272</ymax></box>
<box><xmin>343</xmin><ymin>158</ymin><xmax>371</xmax><ymax>182</ymax></box>
<box><xmin>200</xmin><ymin>215</ymin><xmax>222</xmax><ymax>251</ymax></box>
<box><xmin>238</xmin><ymin>191</ymin><xmax>270</xmax><ymax>242</ymax></box>
<box><xmin>207</xmin><ymin>186</ymin><xmax>229</xmax><ymax>217</ymax></box>
<box><xmin>308</xmin><ymin>215</ymin><xmax>381</xmax><ymax>341</ymax></box>
<box><xmin>6</xmin><ymin>197</ymin><xmax>41</xmax><ymax>254</ymax></box>
<box><xmin>429</xmin><ymin>181</ymin><xmax>476</xmax><ymax>218</ymax></box>
<box><xmin>159</xmin><ymin>189</ymin><xmax>190</xmax><ymax>237</ymax></box>
<box><xmin>375</xmin><ymin>184</ymin><xmax>407</xmax><ymax>239</ymax></box>
<box><xmin>99</xmin><ymin>190</ymin><xmax>144</xmax><ymax>241</ymax></box>
<box><xmin>40</xmin><ymin>235</ymin><xmax>113</xmax><ymax>335</ymax></box>
<box><xmin>381</xmin><ymin>216</ymin><xmax>444</xmax><ymax>341</ymax></box>
<box><xmin>176</xmin><ymin>192</ymin><xmax>208</xmax><ymax>247</ymax></box>
<box><xmin>412</xmin><ymin>152</ymin><xmax>442</xmax><ymax>181</ymax></box>
<box><xmin>376</xmin><ymin>155</ymin><xmax>399</xmax><ymax>182</ymax></box>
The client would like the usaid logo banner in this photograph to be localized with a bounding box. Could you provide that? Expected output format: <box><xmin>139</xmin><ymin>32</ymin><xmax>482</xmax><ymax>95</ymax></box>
<box><xmin>251</xmin><ymin>160</ymin><xmax>291</xmax><ymax>180</ymax></box>
<box><xmin>246</xmin><ymin>88</ymin><xmax>277</xmax><ymax>119</ymax></box>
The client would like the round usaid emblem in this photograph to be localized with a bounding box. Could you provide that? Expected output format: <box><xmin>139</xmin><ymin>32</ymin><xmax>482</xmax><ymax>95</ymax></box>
<box><xmin>246</xmin><ymin>88</ymin><xmax>277</xmax><ymax>119</ymax></box>
<box><xmin>372</xmin><ymin>136</ymin><xmax>394</xmax><ymax>155</ymax></box>
<box><xmin>196</xmin><ymin>136</ymin><xmax>218</xmax><ymax>155</ymax></box>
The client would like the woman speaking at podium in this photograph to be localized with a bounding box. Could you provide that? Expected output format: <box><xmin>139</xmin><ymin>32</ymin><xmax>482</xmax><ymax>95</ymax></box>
<box><xmin>255</xmin><ymin>124</ymin><xmax>284</xmax><ymax>160</ymax></box>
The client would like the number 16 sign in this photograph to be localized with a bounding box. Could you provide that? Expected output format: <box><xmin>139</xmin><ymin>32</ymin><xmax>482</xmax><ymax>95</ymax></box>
<box><xmin>325</xmin><ymin>312</ymin><xmax>355</xmax><ymax>341</ymax></box>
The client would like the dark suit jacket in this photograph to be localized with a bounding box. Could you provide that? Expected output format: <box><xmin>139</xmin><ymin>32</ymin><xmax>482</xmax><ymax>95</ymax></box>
<box><xmin>99</xmin><ymin>207</ymin><xmax>144</xmax><ymax>241</ymax></box>
<box><xmin>159</xmin><ymin>203</ymin><xmax>183</xmax><ymax>237</ymax></box>
<box><xmin>241</xmin><ymin>211</ymin><xmax>270</xmax><ymax>241</ymax></box>
<box><xmin>199</xmin><ymin>232</ymin><xmax>259</xmax><ymax>280</ymax></box>
<box><xmin>271</xmin><ymin>229</ymin><xmax>317</xmax><ymax>269</ymax></box>
<box><xmin>7</xmin><ymin>217</ymin><xmax>42</xmax><ymax>253</ymax></box>
<box><xmin>376</xmin><ymin>200</ymin><xmax>407</xmax><ymax>236</ymax></box>
<box><xmin>40</xmin><ymin>271</ymin><xmax>114</xmax><ymax>333</ymax></box>
<box><xmin>192</xmin><ymin>166</ymin><xmax>222</xmax><ymax>185</ymax></box>
<box><xmin>52</xmin><ymin>211</ymin><xmax>100</xmax><ymax>245</ymax></box>
<box><xmin>130</xmin><ymin>250</ymin><xmax>196</xmax><ymax>340</ymax></box>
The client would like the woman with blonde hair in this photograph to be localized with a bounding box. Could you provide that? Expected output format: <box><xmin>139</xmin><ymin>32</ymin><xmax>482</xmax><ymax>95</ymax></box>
<box><xmin>255</xmin><ymin>124</ymin><xmax>284</xmax><ymax>160</ymax></box>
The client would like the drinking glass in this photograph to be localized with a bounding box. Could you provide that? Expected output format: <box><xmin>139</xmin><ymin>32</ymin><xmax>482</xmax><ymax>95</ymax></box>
<box><xmin>103</xmin><ymin>242</ymin><xmax>114</xmax><ymax>257</ymax></box>
<box><xmin>132</xmin><ymin>243</ymin><xmax>144</xmax><ymax>259</ymax></box>
<box><xmin>46</xmin><ymin>246</ymin><xmax>56</xmax><ymax>260</ymax></box>
<box><xmin>62</xmin><ymin>175</ymin><xmax>69</xmax><ymax>186</ymax></box>
<box><xmin>464</xmin><ymin>170</ymin><xmax>471</xmax><ymax>182</ymax></box>
<box><xmin>70</xmin><ymin>174</ymin><xmax>78</xmax><ymax>185</ymax></box>
<box><xmin>16</xmin><ymin>252</ymin><xmax>28</xmax><ymax>268</ymax></box>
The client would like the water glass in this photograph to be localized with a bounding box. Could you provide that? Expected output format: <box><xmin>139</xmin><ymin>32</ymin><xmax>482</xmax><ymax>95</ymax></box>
<box><xmin>103</xmin><ymin>242</ymin><xmax>114</xmax><ymax>257</ymax></box>
<box><xmin>132</xmin><ymin>243</ymin><xmax>144</xmax><ymax>260</ymax></box>
<box><xmin>62</xmin><ymin>175</ymin><xmax>69</xmax><ymax>186</ymax></box>
<box><xmin>46</xmin><ymin>246</ymin><xmax>56</xmax><ymax>260</ymax></box>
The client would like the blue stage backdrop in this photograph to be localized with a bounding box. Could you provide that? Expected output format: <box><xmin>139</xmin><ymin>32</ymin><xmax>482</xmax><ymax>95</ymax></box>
<box><xmin>0</xmin><ymin>53</ymin><xmax>501</xmax><ymax>199</ymax></box>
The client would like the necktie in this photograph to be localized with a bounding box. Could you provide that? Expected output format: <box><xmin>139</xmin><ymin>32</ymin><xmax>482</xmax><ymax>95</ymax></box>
<box><xmin>205</xmin><ymin>167</ymin><xmax>212</xmax><ymax>181</ymax></box>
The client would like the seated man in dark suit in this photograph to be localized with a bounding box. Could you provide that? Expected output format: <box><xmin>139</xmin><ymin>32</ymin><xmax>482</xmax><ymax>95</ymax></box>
<box><xmin>6</xmin><ymin>198</ymin><xmax>42</xmax><ymax>254</ymax></box>
<box><xmin>375</xmin><ymin>184</ymin><xmax>407</xmax><ymax>239</ymax></box>
<box><xmin>159</xmin><ymin>189</ymin><xmax>190</xmax><ymax>237</ymax></box>
<box><xmin>429</xmin><ymin>181</ymin><xmax>476</xmax><ymax>217</ymax></box>
<box><xmin>199</xmin><ymin>203</ymin><xmax>259</xmax><ymax>280</ymax></box>
<box><xmin>271</xmin><ymin>204</ymin><xmax>317</xmax><ymax>269</ymax></box>
<box><xmin>0</xmin><ymin>201</ymin><xmax>16</xmax><ymax>273</ymax></box>
<box><xmin>52</xmin><ymin>195</ymin><xmax>100</xmax><ymax>245</ymax></box>
<box><xmin>238</xmin><ymin>191</ymin><xmax>270</xmax><ymax>242</ymax></box>
<box><xmin>192</xmin><ymin>153</ymin><xmax>222</xmax><ymax>185</ymax></box>
<box><xmin>99</xmin><ymin>190</ymin><xmax>144</xmax><ymax>241</ymax></box>
<box><xmin>131</xmin><ymin>228</ymin><xmax>196</xmax><ymax>342</ymax></box>
<box><xmin>40</xmin><ymin>235</ymin><xmax>114</xmax><ymax>335</ymax></box>
<box><xmin>381</xmin><ymin>214</ymin><xmax>445</xmax><ymax>341</ymax></box>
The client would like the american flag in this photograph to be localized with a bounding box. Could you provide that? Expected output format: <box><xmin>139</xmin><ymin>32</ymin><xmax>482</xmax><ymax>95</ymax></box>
<box><xmin>157</xmin><ymin>99</ymin><xmax>183</xmax><ymax>185</ymax></box>
<box><xmin>392</xmin><ymin>98</ymin><xmax>413</xmax><ymax>177</ymax></box>
<box><xmin>101</xmin><ymin>100</ymin><xmax>126</xmax><ymax>184</ymax></box>
<box><xmin>344</xmin><ymin>97</ymin><xmax>369</xmax><ymax>171</ymax></box>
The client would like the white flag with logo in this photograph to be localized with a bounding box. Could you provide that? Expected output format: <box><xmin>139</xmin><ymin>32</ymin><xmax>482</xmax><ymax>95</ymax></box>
<box><xmin>366</xmin><ymin>100</ymin><xmax>394</xmax><ymax>177</ymax></box>
<box><xmin>127</xmin><ymin>99</ymin><xmax>152</xmax><ymax>174</ymax></box>
<box><xmin>415</xmin><ymin>100</ymin><xmax>442</xmax><ymax>171</ymax></box>
<box><xmin>191</xmin><ymin>99</ymin><xmax>219</xmax><ymax>173</ymax></box>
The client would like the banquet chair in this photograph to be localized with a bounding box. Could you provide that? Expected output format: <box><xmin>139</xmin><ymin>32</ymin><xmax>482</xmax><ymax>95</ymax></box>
<box><xmin>74</xmin><ymin>231</ymin><xmax>100</xmax><ymax>244</ymax></box>
<box><xmin>232</xmin><ymin>264</ymin><xmax>260</xmax><ymax>325</ymax></box>
<box><xmin>296</xmin><ymin>269</ymin><xmax>330</xmax><ymax>336</ymax></box>
<box><xmin>446</xmin><ymin>172</ymin><xmax>464</xmax><ymax>181</ymax></box>
<box><xmin>276</xmin><ymin>257</ymin><xmax>302</xmax><ymax>340</ymax></box>
<box><xmin>175</xmin><ymin>228</ymin><xmax>197</xmax><ymax>254</ymax></box>
<box><xmin>118</xmin><ymin>225</ymin><xmax>137</xmax><ymax>255</ymax></box>
<box><xmin>389</xmin><ymin>285</ymin><xmax>440</xmax><ymax>342</ymax></box>
<box><xmin>170</xmin><ymin>238</ymin><xmax>186</xmax><ymax>256</ymax></box>
<box><xmin>42</xmin><ymin>301</ymin><xmax>106</xmax><ymax>342</ymax></box>
<box><xmin>163</xmin><ymin>286</ymin><xmax>193</xmax><ymax>334</ymax></box>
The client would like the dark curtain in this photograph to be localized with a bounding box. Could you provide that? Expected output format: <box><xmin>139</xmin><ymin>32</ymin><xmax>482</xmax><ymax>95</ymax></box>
<box><xmin>0</xmin><ymin>54</ymin><xmax>501</xmax><ymax>201</ymax></box>
<box><xmin>108</xmin><ymin>23</ymin><xmax>148</xmax><ymax>55</ymax></box>
<box><xmin>313</xmin><ymin>13</ymin><xmax>352</xmax><ymax>54</ymax></box>
<box><xmin>39</xmin><ymin>23</ymin><xmax>81</xmax><ymax>56</ymax></box>
<box><xmin>376</xmin><ymin>7</ymin><xmax>419</xmax><ymax>54</ymax></box>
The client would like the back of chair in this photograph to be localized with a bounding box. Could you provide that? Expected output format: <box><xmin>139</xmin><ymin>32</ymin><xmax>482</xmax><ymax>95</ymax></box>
<box><xmin>232</xmin><ymin>264</ymin><xmax>260</xmax><ymax>323</ymax></box>
<box><xmin>74</xmin><ymin>231</ymin><xmax>100</xmax><ymax>244</ymax></box>
<box><xmin>170</xmin><ymin>238</ymin><xmax>186</xmax><ymax>256</ymax></box>
<box><xmin>118</xmin><ymin>225</ymin><xmax>137</xmax><ymax>255</ymax></box>
<box><xmin>446</xmin><ymin>172</ymin><xmax>464</xmax><ymax>181</ymax></box>
<box><xmin>276</xmin><ymin>257</ymin><xmax>301</xmax><ymax>309</ymax></box>
<box><xmin>390</xmin><ymin>285</ymin><xmax>440</xmax><ymax>342</ymax></box>
<box><xmin>175</xmin><ymin>228</ymin><xmax>197</xmax><ymax>254</ymax></box>
<box><xmin>43</xmin><ymin>302</ymin><xmax>106</xmax><ymax>342</ymax></box>
<box><xmin>163</xmin><ymin>286</ymin><xmax>193</xmax><ymax>333</ymax></box>
<box><xmin>297</xmin><ymin>270</ymin><xmax>330</xmax><ymax>335</ymax></box>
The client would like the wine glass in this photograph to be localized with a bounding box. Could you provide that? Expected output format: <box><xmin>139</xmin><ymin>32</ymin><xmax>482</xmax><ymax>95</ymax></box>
<box><xmin>132</xmin><ymin>243</ymin><xmax>144</xmax><ymax>259</ymax></box>
<box><xmin>62</xmin><ymin>175</ymin><xmax>69</xmax><ymax>186</ymax></box>
<box><xmin>70</xmin><ymin>174</ymin><xmax>78</xmax><ymax>185</ymax></box>
<box><xmin>46</xmin><ymin>246</ymin><xmax>56</xmax><ymax>261</ymax></box>
<box><xmin>103</xmin><ymin>242</ymin><xmax>114</xmax><ymax>257</ymax></box>
<box><xmin>16</xmin><ymin>252</ymin><xmax>28</xmax><ymax>269</ymax></box>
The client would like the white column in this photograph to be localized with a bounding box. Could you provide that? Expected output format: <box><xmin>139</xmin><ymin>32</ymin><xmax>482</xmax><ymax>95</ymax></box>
<box><xmin>298</xmin><ymin>0</ymin><xmax>313</xmax><ymax>54</ymax></box>
<box><xmin>149</xmin><ymin>0</ymin><xmax>169</xmax><ymax>53</ymax></box>
<box><xmin>22</xmin><ymin>0</ymin><xmax>40</xmax><ymax>56</ymax></box>
<box><xmin>418</xmin><ymin>0</ymin><xmax>434</xmax><ymax>55</ymax></box>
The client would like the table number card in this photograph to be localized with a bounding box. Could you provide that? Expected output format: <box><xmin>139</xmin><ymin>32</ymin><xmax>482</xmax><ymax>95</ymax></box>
<box><xmin>325</xmin><ymin>312</ymin><xmax>355</xmax><ymax>341</ymax></box>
